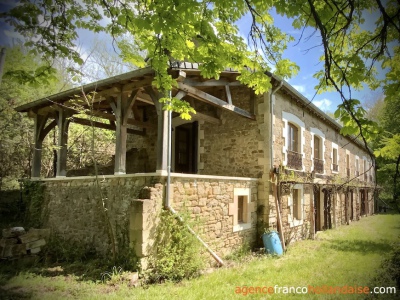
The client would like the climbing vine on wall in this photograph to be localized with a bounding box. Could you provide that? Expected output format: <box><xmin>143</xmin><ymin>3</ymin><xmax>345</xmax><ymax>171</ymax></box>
<box><xmin>20</xmin><ymin>180</ymin><xmax>48</xmax><ymax>228</ymax></box>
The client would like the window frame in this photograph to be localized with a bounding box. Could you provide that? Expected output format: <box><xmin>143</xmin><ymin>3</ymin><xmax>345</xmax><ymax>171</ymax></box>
<box><xmin>282</xmin><ymin>112</ymin><xmax>305</xmax><ymax>171</ymax></box>
<box><xmin>288</xmin><ymin>184</ymin><xmax>304</xmax><ymax>227</ymax></box>
<box><xmin>231</xmin><ymin>188</ymin><xmax>252</xmax><ymax>232</ymax></box>
<box><xmin>355</xmin><ymin>156</ymin><xmax>360</xmax><ymax>177</ymax></box>
<box><xmin>331</xmin><ymin>142</ymin><xmax>339</xmax><ymax>173</ymax></box>
<box><xmin>310</xmin><ymin>127</ymin><xmax>326</xmax><ymax>174</ymax></box>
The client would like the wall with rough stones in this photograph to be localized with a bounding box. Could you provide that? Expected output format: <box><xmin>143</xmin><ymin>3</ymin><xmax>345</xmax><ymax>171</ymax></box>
<box><xmin>38</xmin><ymin>173</ymin><xmax>259</xmax><ymax>260</ymax></box>
<box><xmin>169</xmin><ymin>175</ymin><xmax>259</xmax><ymax>257</ymax></box>
<box><xmin>273</xmin><ymin>90</ymin><xmax>374</xmax><ymax>179</ymax></box>
<box><xmin>41</xmin><ymin>175</ymin><xmax>164</xmax><ymax>256</ymax></box>
<box><xmin>200</xmin><ymin>87</ymin><xmax>265</xmax><ymax>178</ymax></box>
<box><xmin>270</xmin><ymin>89</ymin><xmax>375</xmax><ymax>241</ymax></box>
<box><xmin>126</xmin><ymin>106</ymin><xmax>158</xmax><ymax>173</ymax></box>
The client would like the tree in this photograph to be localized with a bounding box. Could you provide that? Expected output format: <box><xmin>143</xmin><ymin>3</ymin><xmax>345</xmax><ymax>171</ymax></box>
<box><xmin>0</xmin><ymin>45</ymin><xmax>117</xmax><ymax>189</ymax></box>
<box><xmin>0</xmin><ymin>45</ymin><xmax>71</xmax><ymax>189</ymax></box>
<box><xmin>1</xmin><ymin>0</ymin><xmax>398</xmax><ymax>159</ymax></box>
<box><xmin>372</xmin><ymin>94</ymin><xmax>400</xmax><ymax>212</ymax></box>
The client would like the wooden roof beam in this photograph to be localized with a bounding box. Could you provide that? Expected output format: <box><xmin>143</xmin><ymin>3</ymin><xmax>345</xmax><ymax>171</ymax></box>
<box><xmin>177</xmin><ymin>82</ymin><xmax>255</xmax><ymax>120</ymax></box>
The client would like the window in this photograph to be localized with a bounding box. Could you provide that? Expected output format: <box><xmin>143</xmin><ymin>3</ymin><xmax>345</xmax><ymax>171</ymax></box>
<box><xmin>229</xmin><ymin>188</ymin><xmax>253</xmax><ymax>232</ymax></box>
<box><xmin>346</xmin><ymin>153</ymin><xmax>350</xmax><ymax>177</ymax></box>
<box><xmin>288</xmin><ymin>123</ymin><xmax>299</xmax><ymax>152</ymax></box>
<box><xmin>314</xmin><ymin>136</ymin><xmax>320</xmax><ymax>159</ymax></box>
<box><xmin>332</xmin><ymin>143</ymin><xmax>339</xmax><ymax>173</ymax></box>
<box><xmin>292</xmin><ymin>189</ymin><xmax>301</xmax><ymax>220</ymax></box>
<box><xmin>369</xmin><ymin>162</ymin><xmax>373</xmax><ymax>182</ymax></box>
<box><xmin>288</xmin><ymin>185</ymin><xmax>303</xmax><ymax>227</ymax></box>
<box><xmin>310</xmin><ymin>127</ymin><xmax>325</xmax><ymax>174</ymax></box>
<box><xmin>282</xmin><ymin>112</ymin><xmax>305</xmax><ymax>171</ymax></box>
<box><xmin>237</xmin><ymin>196</ymin><xmax>246</xmax><ymax>223</ymax></box>
<box><xmin>363</xmin><ymin>159</ymin><xmax>368</xmax><ymax>181</ymax></box>
<box><xmin>355</xmin><ymin>156</ymin><xmax>360</xmax><ymax>177</ymax></box>
<box><xmin>333</xmin><ymin>149</ymin><xmax>338</xmax><ymax>171</ymax></box>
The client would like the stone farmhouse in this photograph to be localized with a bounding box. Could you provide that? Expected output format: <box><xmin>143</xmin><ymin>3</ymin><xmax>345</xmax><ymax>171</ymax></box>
<box><xmin>15</xmin><ymin>63</ymin><xmax>376</xmax><ymax>265</ymax></box>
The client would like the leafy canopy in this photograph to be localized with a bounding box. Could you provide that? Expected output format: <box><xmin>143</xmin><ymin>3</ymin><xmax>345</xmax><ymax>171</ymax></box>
<box><xmin>1</xmin><ymin>0</ymin><xmax>399</xmax><ymax>153</ymax></box>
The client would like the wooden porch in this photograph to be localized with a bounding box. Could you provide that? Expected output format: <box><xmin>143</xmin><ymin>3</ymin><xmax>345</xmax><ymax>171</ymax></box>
<box><xmin>15</xmin><ymin>63</ymin><xmax>256</xmax><ymax>178</ymax></box>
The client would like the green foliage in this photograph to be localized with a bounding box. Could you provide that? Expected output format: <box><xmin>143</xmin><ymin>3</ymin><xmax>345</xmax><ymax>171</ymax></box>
<box><xmin>20</xmin><ymin>180</ymin><xmax>46</xmax><ymax>228</ymax></box>
<box><xmin>41</xmin><ymin>234</ymin><xmax>97</xmax><ymax>264</ymax></box>
<box><xmin>144</xmin><ymin>209</ymin><xmax>203</xmax><ymax>283</ymax></box>
<box><xmin>369</xmin><ymin>243</ymin><xmax>400</xmax><ymax>299</ymax></box>
<box><xmin>224</xmin><ymin>242</ymin><xmax>251</xmax><ymax>262</ymax></box>
<box><xmin>374</xmin><ymin>135</ymin><xmax>400</xmax><ymax>160</ymax></box>
<box><xmin>334</xmin><ymin>99</ymin><xmax>380</xmax><ymax>142</ymax></box>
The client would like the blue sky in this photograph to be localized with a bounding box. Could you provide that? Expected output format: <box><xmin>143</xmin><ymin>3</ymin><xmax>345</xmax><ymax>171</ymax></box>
<box><xmin>0</xmin><ymin>1</ymin><xmax>386</xmax><ymax>113</ymax></box>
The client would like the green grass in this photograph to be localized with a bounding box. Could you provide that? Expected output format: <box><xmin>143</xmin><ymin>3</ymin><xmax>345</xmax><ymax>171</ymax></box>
<box><xmin>1</xmin><ymin>214</ymin><xmax>399</xmax><ymax>300</ymax></box>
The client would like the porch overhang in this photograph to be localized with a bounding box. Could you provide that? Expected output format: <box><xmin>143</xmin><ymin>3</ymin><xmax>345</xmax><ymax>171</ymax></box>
<box><xmin>14</xmin><ymin>65</ymin><xmax>256</xmax><ymax>178</ymax></box>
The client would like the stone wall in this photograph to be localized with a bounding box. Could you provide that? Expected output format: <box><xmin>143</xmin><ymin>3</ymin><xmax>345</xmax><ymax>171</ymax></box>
<box><xmin>201</xmin><ymin>87</ymin><xmax>264</xmax><ymax>178</ymax></box>
<box><xmin>126</xmin><ymin>106</ymin><xmax>158</xmax><ymax>173</ymax></box>
<box><xmin>42</xmin><ymin>175</ymin><xmax>164</xmax><ymax>255</ymax></box>
<box><xmin>273</xmin><ymin>90</ymin><xmax>373</xmax><ymax>179</ymax></box>
<box><xmin>37</xmin><ymin>173</ymin><xmax>258</xmax><ymax>260</ymax></box>
<box><xmin>169</xmin><ymin>175</ymin><xmax>259</xmax><ymax>256</ymax></box>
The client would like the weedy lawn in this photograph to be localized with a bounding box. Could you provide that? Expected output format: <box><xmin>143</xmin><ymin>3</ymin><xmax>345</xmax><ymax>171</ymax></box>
<box><xmin>1</xmin><ymin>214</ymin><xmax>399</xmax><ymax>300</ymax></box>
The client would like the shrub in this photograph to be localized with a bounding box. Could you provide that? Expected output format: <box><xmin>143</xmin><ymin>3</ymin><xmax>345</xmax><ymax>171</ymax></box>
<box><xmin>144</xmin><ymin>209</ymin><xmax>203</xmax><ymax>283</ymax></box>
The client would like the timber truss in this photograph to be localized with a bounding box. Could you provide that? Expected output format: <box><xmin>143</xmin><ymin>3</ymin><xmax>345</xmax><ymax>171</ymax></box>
<box><xmin>15</xmin><ymin>65</ymin><xmax>256</xmax><ymax>177</ymax></box>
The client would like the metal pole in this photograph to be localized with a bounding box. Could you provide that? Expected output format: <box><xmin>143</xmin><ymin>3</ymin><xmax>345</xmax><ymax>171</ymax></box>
<box><xmin>166</xmin><ymin>90</ymin><xmax>172</xmax><ymax>208</ymax></box>
<box><xmin>0</xmin><ymin>48</ymin><xmax>6</xmax><ymax>86</ymax></box>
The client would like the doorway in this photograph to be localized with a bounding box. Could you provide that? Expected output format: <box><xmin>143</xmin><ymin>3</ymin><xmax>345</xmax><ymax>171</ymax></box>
<box><xmin>323</xmin><ymin>189</ymin><xmax>332</xmax><ymax>230</ymax></box>
<box><xmin>174</xmin><ymin>122</ymin><xmax>198</xmax><ymax>173</ymax></box>
<box><xmin>314</xmin><ymin>187</ymin><xmax>321</xmax><ymax>232</ymax></box>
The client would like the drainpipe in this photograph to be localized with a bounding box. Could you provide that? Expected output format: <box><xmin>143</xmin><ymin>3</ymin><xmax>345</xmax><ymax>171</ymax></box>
<box><xmin>269</xmin><ymin>81</ymin><xmax>285</xmax><ymax>252</ymax></box>
<box><xmin>165</xmin><ymin>90</ymin><xmax>172</xmax><ymax>209</ymax></box>
<box><xmin>164</xmin><ymin>90</ymin><xmax>224</xmax><ymax>266</ymax></box>
<box><xmin>270</xmin><ymin>81</ymin><xmax>283</xmax><ymax>170</ymax></box>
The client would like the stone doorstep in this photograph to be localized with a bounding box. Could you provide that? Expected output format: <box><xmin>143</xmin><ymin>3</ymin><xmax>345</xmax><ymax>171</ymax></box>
<box><xmin>1</xmin><ymin>244</ymin><xmax>27</xmax><ymax>258</ymax></box>
<box><xmin>27</xmin><ymin>228</ymin><xmax>50</xmax><ymax>239</ymax></box>
<box><xmin>0</xmin><ymin>238</ymin><xmax>18</xmax><ymax>246</ymax></box>
<box><xmin>26</xmin><ymin>239</ymin><xmax>46</xmax><ymax>250</ymax></box>
<box><xmin>19</xmin><ymin>231</ymin><xmax>47</xmax><ymax>244</ymax></box>
<box><xmin>29</xmin><ymin>247</ymin><xmax>41</xmax><ymax>254</ymax></box>
<box><xmin>2</xmin><ymin>227</ymin><xmax>26</xmax><ymax>238</ymax></box>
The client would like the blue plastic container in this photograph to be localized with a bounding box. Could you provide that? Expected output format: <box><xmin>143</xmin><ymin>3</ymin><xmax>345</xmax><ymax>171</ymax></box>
<box><xmin>262</xmin><ymin>231</ymin><xmax>283</xmax><ymax>255</ymax></box>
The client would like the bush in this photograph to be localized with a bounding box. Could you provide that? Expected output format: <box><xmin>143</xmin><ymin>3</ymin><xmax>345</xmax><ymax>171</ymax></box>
<box><xmin>144</xmin><ymin>209</ymin><xmax>203</xmax><ymax>283</ymax></box>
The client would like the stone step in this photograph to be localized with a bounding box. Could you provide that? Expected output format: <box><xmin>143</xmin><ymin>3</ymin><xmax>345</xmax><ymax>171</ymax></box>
<box><xmin>2</xmin><ymin>227</ymin><xmax>26</xmax><ymax>238</ymax></box>
<box><xmin>26</xmin><ymin>239</ymin><xmax>46</xmax><ymax>250</ymax></box>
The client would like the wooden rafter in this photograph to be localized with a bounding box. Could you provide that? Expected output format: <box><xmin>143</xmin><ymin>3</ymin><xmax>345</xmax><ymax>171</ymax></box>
<box><xmin>71</xmin><ymin>117</ymin><xmax>145</xmax><ymax>136</ymax></box>
<box><xmin>177</xmin><ymin>82</ymin><xmax>255</xmax><ymax>120</ymax></box>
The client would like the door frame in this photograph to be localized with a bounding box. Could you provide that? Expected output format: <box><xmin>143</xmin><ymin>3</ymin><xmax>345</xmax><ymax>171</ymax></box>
<box><xmin>172</xmin><ymin>120</ymin><xmax>199</xmax><ymax>174</ymax></box>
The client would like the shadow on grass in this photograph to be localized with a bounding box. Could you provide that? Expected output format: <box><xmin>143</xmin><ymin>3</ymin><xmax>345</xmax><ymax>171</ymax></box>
<box><xmin>324</xmin><ymin>239</ymin><xmax>394</xmax><ymax>254</ymax></box>
<box><xmin>0</xmin><ymin>286</ymin><xmax>32</xmax><ymax>300</ymax></box>
<box><xmin>0</xmin><ymin>256</ymin><xmax>108</xmax><ymax>284</ymax></box>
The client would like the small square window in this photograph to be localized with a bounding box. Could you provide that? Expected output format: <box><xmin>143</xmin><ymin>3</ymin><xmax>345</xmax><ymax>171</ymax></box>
<box><xmin>231</xmin><ymin>188</ymin><xmax>252</xmax><ymax>232</ymax></box>
<box><xmin>237</xmin><ymin>195</ymin><xmax>248</xmax><ymax>224</ymax></box>
<box><xmin>292</xmin><ymin>190</ymin><xmax>302</xmax><ymax>220</ymax></box>
<box><xmin>288</xmin><ymin>185</ymin><xmax>303</xmax><ymax>227</ymax></box>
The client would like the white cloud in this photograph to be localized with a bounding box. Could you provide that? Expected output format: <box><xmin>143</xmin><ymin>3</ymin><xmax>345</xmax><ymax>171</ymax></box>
<box><xmin>292</xmin><ymin>84</ymin><xmax>305</xmax><ymax>93</ymax></box>
<box><xmin>314</xmin><ymin>98</ymin><xmax>332</xmax><ymax>110</ymax></box>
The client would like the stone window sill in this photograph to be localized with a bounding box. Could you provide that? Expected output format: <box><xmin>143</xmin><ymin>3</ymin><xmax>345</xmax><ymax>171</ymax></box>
<box><xmin>289</xmin><ymin>218</ymin><xmax>303</xmax><ymax>228</ymax></box>
<box><xmin>233</xmin><ymin>222</ymin><xmax>252</xmax><ymax>232</ymax></box>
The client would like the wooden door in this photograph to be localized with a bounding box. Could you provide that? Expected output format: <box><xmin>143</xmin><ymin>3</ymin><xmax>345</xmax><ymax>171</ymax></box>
<box><xmin>323</xmin><ymin>189</ymin><xmax>332</xmax><ymax>230</ymax></box>
<box><xmin>174</xmin><ymin>122</ymin><xmax>198</xmax><ymax>173</ymax></box>
<box><xmin>314</xmin><ymin>188</ymin><xmax>320</xmax><ymax>232</ymax></box>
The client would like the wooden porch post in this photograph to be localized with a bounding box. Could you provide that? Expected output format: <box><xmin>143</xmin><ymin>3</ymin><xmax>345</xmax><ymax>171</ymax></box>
<box><xmin>110</xmin><ymin>91</ymin><xmax>138</xmax><ymax>175</ymax></box>
<box><xmin>56</xmin><ymin>109</ymin><xmax>71</xmax><ymax>177</ymax></box>
<box><xmin>32</xmin><ymin>114</ymin><xmax>57</xmax><ymax>178</ymax></box>
<box><xmin>145</xmin><ymin>87</ymin><xmax>168</xmax><ymax>173</ymax></box>
<box><xmin>32</xmin><ymin>114</ymin><xmax>48</xmax><ymax>178</ymax></box>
